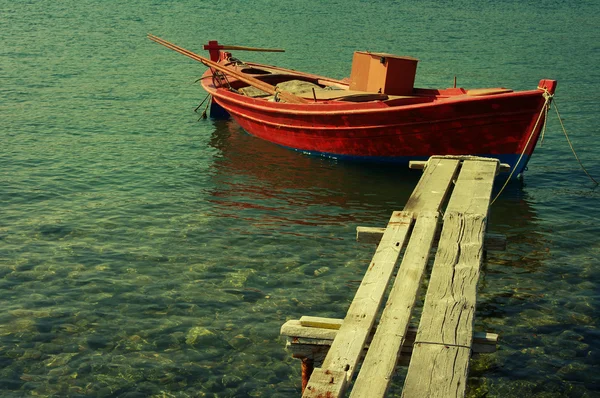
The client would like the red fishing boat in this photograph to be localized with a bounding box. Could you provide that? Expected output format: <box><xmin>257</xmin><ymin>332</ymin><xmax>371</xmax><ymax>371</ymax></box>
<box><xmin>149</xmin><ymin>35</ymin><xmax>556</xmax><ymax>176</ymax></box>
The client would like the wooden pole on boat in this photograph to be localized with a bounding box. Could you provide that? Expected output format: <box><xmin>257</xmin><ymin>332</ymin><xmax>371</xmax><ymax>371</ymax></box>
<box><xmin>218</xmin><ymin>44</ymin><xmax>285</xmax><ymax>52</ymax></box>
<box><xmin>147</xmin><ymin>34</ymin><xmax>309</xmax><ymax>104</ymax></box>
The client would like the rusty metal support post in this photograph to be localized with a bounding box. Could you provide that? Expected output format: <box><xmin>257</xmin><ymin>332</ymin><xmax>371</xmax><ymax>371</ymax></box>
<box><xmin>293</xmin><ymin>355</ymin><xmax>314</xmax><ymax>393</ymax></box>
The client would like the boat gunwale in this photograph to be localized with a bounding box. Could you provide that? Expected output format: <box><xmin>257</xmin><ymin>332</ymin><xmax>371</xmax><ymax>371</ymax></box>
<box><xmin>202</xmin><ymin>78</ymin><xmax>549</xmax><ymax>118</ymax></box>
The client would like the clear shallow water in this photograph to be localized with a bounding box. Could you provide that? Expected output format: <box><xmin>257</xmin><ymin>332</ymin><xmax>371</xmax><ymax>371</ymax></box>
<box><xmin>2</xmin><ymin>0</ymin><xmax>599</xmax><ymax>397</ymax></box>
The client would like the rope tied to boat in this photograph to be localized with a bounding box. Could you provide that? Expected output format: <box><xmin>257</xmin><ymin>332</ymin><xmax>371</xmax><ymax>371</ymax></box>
<box><xmin>224</xmin><ymin>56</ymin><xmax>246</xmax><ymax>67</ymax></box>
<box><xmin>538</xmin><ymin>90</ymin><xmax>550</xmax><ymax>147</ymax></box>
<box><xmin>552</xmin><ymin>99</ymin><xmax>599</xmax><ymax>185</ymax></box>
<box><xmin>194</xmin><ymin>93</ymin><xmax>211</xmax><ymax>120</ymax></box>
<box><xmin>491</xmin><ymin>88</ymin><xmax>598</xmax><ymax>205</ymax></box>
<box><xmin>272</xmin><ymin>90</ymin><xmax>281</xmax><ymax>102</ymax></box>
<box><xmin>533</xmin><ymin>88</ymin><xmax>597</xmax><ymax>185</ymax></box>
<box><xmin>211</xmin><ymin>69</ymin><xmax>230</xmax><ymax>89</ymax></box>
<box><xmin>491</xmin><ymin>89</ymin><xmax>554</xmax><ymax>204</ymax></box>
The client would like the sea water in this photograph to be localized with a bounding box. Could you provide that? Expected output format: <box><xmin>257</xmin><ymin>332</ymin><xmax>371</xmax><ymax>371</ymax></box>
<box><xmin>2</xmin><ymin>0</ymin><xmax>599</xmax><ymax>396</ymax></box>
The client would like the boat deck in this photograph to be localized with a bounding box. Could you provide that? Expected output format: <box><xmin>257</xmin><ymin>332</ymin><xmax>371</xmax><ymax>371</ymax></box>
<box><xmin>223</xmin><ymin>62</ymin><xmax>514</xmax><ymax>104</ymax></box>
<box><xmin>280</xmin><ymin>155</ymin><xmax>505</xmax><ymax>397</ymax></box>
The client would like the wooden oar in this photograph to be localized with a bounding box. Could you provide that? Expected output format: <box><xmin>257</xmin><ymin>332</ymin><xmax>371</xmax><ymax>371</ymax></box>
<box><xmin>219</xmin><ymin>45</ymin><xmax>284</xmax><ymax>53</ymax></box>
<box><xmin>147</xmin><ymin>34</ymin><xmax>308</xmax><ymax>104</ymax></box>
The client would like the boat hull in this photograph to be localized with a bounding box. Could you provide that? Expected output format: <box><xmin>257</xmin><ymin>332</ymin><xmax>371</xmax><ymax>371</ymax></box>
<box><xmin>202</xmin><ymin>67</ymin><xmax>555</xmax><ymax>175</ymax></box>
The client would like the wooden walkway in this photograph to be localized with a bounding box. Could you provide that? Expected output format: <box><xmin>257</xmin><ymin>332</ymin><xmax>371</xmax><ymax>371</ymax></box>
<box><xmin>280</xmin><ymin>156</ymin><xmax>505</xmax><ymax>397</ymax></box>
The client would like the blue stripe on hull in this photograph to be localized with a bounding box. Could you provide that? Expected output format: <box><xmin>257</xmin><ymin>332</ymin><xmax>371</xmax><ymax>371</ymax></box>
<box><xmin>291</xmin><ymin>149</ymin><xmax>531</xmax><ymax>177</ymax></box>
<box><xmin>209</xmin><ymin>101</ymin><xmax>230</xmax><ymax>119</ymax></box>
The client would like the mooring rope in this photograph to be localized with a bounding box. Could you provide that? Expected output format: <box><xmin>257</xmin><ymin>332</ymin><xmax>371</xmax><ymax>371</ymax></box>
<box><xmin>552</xmin><ymin>100</ymin><xmax>599</xmax><ymax>185</ymax></box>
<box><xmin>491</xmin><ymin>90</ymin><xmax>598</xmax><ymax>205</ymax></box>
<box><xmin>194</xmin><ymin>92</ymin><xmax>211</xmax><ymax>113</ymax></box>
<box><xmin>539</xmin><ymin>96</ymin><xmax>550</xmax><ymax>147</ymax></box>
<box><xmin>490</xmin><ymin>89</ymin><xmax>553</xmax><ymax>204</ymax></box>
<box><xmin>198</xmin><ymin>95</ymin><xmax>211</xmax><ymax>120</ymax></box>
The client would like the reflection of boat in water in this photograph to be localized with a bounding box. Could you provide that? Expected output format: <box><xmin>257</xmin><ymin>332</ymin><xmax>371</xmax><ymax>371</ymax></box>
<box><xmin>204</xmin><ymin>119</ymin><xmax>552</xmax><ymax>231</ymax></box>
<box><xmin>206</xmin><ymin>119</ymin><xmax>423</xmax><ymax>227</ymax></box>
<box><xmin>206</xmin><ymin>115</ymin><xmax>551</xmax><ymax>287</ymax></box>
<box><xmin>206</xmin><ymin>111</ymin><xmax>551</xmax><ymax>309</ymax></box>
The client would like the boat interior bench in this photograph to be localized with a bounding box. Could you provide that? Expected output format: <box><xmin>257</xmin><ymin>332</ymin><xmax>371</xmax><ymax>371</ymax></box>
<box><xmin>280</xmin><ymin>155</ymin><xmax>507</xmax><ymax>397</ymax></box>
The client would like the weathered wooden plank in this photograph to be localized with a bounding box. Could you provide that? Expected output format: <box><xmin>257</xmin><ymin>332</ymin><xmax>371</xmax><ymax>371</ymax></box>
<box><xmin>402</xmin><ymin>213</ymin><xmax>487</xmax><ymax>398</ymax></box>
<box><xmin>302</xmin><ymin>368</ymin><xmax>347</xmax><ymax>398</ymax></box>
<box><xmin>286</xmin><ymin>339</ymin><xmax>496</xmax><ymax>358</ymax></box>
<box><xmin>402</xmin><ymin>159</ymin><xmax>497</xmax><ymax>398</ymax></box>
<box><xmin>302</xmin><ymin>211</ymin><xmax>413</xmax><ymax>398</ymax></box>
<box><xmin>285</xmin><ymin>342</ymin><xmax>330</xmax><ymax>364</ymax></box>
<box><xmin>350</xmin><ymin>212</ymin><xmax>439</xmax><ymax>398</ymax></box>
<box><xmin>281</xmin><ymin>320</ymin><xmax>338</xmax><ymax>340</ymax></box>
<box><xmin>403</xmin><ymin>344</ymin><xmax>472</xmax><ymax>397</ymax></box>
<box><xmin>281</xmin><ymin>319</ymin><xmax>499</xmax><ymax>348</ymax></box>
<box><xmin>445</xmin><ymin>159</ymin><xmax>499</xmax><ymax>215</ymax></box>
<box><xmin>302</xmin><ymin>158</ymin><xmax>461</xmax><ymax>398</ymax></box>
<box><xmin>403</xmin><ymin>158</ymin><xmax>461</xmax><ymax>213</ymax></box>
<box><xmin>300</xmin><ymin>316</ymin><xmax>343</xmax><ymax>330</ymax></box>
<box><xmin>355</xmin><ymin>226</ymin><xmax>506</xmax><ymax>251</ymax></box>
<box><xmin>409</xmin><ymin>156</ymin><xmax>508</xmax><ymax>173</ymax></box>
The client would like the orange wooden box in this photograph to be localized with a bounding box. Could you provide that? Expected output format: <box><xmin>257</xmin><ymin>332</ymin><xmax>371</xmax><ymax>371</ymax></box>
<box><xmin>349</xmin><ymin>51</ymin><xmax>418</xmax><ymax>96</ymax></box>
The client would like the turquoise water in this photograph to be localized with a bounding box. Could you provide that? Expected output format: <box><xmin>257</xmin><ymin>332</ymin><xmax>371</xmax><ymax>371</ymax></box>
<box><xmin>2</xmin><ymin>0</ymin><xmax>599</xmax><ymax>396</ymax></box>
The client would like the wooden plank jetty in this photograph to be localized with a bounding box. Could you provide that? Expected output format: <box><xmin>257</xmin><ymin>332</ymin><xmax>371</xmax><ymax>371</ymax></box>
<box><xmin>280</xmin><ymin>155</ymin><xmax>504</xmax><ymax>397</ymax></box>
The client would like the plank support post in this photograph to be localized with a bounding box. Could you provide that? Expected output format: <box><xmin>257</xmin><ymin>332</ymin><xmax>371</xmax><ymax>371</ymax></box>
<box><xmin>292</xmin><ymin>355</ymin><xmax>315</xmax><ymax>394</ymax></box>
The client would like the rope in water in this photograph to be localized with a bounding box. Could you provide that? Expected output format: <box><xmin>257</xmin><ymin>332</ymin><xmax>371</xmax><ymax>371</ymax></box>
<box><xmin>490</xmin><ymin>89</ymin><xmax>553</xmax><ymax>205</ymax></box>
<box><xmin>491</xmin><ymin>90</ymin><xmax>598</xmax><ymax>205</ymax></box>
<box><xmin>552</xmin><ymin>100</ymin><xmax>599</xmax><ymax>185</ymax></box>
<box><xmin>194</xmin><ymin>93</ymin><xmax>211</xmax><ymax>120</ymax></box>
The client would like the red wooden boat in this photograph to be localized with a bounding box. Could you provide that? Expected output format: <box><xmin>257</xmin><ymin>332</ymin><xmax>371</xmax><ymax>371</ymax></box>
<box><xmin>149</xmin><ymin>35</ymin><xmax>557</xmax><ymax>176</ymax></box>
